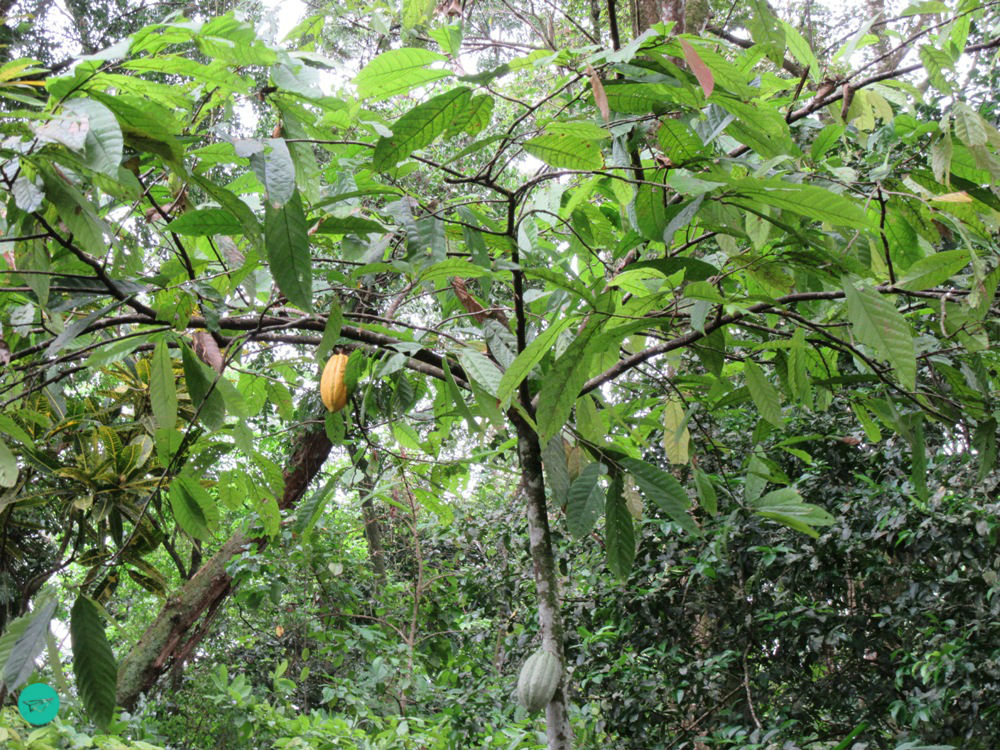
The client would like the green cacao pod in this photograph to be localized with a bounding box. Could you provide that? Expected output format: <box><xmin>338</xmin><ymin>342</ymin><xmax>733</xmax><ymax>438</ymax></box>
<box><xmin>516</xmin><ymin>647</ymin><xmax>561</xmax><ymax>714</ymax></box>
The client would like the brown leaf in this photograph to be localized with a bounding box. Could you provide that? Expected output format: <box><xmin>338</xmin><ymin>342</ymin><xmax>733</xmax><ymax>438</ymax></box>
<box><xmin>0</xmin><ymin>337</ymin><xmax>10</xmax><ymax>365</ymax></box>
<box><xmin>191</xmin><ymin>331</ymin><xmax>224</xmax><ymax>374</ymax></box>
<box><xmin>586</xmin><ymin>64</ymin><xmax>610</xmax><ymax>122</ymax></box>
<box><xmin>679</xmin><ymin>40</ymin><xmax>714</xmax><ymax>100</ymax></box>
<box><xmin>451</xmin><ymin>277</ymin><xmax>488</xmax><ymax>322</ymax></box>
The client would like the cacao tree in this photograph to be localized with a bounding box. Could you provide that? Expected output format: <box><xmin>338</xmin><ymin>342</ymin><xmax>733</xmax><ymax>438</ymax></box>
<box><xmin>0</xmin><ymin>0</ymin><xmax>998</xmax><ymax>747</ymax></box>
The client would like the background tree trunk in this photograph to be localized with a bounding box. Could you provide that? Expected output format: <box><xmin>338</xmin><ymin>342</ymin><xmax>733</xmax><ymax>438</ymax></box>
<box><xmin>116</xmin><ymin>423</ymin><xmax>333</xmax><ymax>709</ymax></box>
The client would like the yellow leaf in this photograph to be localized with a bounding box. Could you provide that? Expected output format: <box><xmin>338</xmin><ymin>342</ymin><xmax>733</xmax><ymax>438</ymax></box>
<box><xmin>931</xmin><ymin>191</ymin><xmax>973</xmax><ymax>203</ymax></box>
<box><xmin>662</xmin><ymin>399</ymin><xmax>690</xmax><ymax>464</ymax></box>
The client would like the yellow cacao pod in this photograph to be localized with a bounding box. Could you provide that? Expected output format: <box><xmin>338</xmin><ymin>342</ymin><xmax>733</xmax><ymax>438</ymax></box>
<box><xmin>320</xmin><ymin>353</ymin><xmax>349</xmax><ymax>412</ymax></box>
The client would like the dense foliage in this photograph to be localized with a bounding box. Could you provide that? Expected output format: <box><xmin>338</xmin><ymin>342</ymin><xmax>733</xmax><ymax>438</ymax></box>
<box><xmin>1</xmin><ymin>0</ymin><xmax>999</xmax><ymax>747</ymax></box>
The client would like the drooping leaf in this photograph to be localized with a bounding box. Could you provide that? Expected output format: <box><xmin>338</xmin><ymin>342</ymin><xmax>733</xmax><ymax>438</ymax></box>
<box><xmin>264</xmin><ymin>189</ymin><xmax>312</xmax><ymax>311</ymax></box>
<box><xmin>70</xmin><ymin>595</ymin><xmax>117</xmax><ymax>730</ymax></box>
<box><xmin>744</xmin><ymin>360</ymin><xmax>783</xmax><ymax>428</ymax></box>
<box><xmin>842</xmin><ymin>280</ymin><xmax>917</xmax><ymax>390</ymax></box>
<box><xmin>180</xmin><ymin>342</ymin><xmax>226</xmax><ymax>430</ymax></box>
<box><xmin>251</xmin><ymin>138</ymin><xmax>296</xmax><ymax>208</ymax></box>
<box><xmin>661</xmin><ymin>398</ymin><xmax>690</xmax><ymax>464</ymax></box>
<box><xmin>604</xmin><ymin>475</ymin><xmax>635</xmax><ymax>579</ymax></box>
<box><xmin>169</xmin><ymin>472</ymin><xmax>219</xmax><ymax>542</ymax></box>
<box><xmin>149</xmin><ymin>339</ymin><xmax>177</xmax><ymax>430</ymax></box>
<box><xmin>692</xmin><ymin>467</ymin><xmax>718</xmax><ymax>515</ymax></box>
<box><xmin>535</xmin><ymin>316</ymin><xmax>605</xmax><ymax>443</ymax></box>
<box><xmin>2</xmin><ymin>592</ymin><xmax>56</xmax><ymax>691</ymax></box>
<box><xmin>619</xmin><ymin>457</ymin><xmax>697</xmax><ymax>533</ymax></box>
<box><xmin>65</xmin><ymin>98</ymin><xmax>123</xmax><ymax>176</ymax></box>
<box><xmin>497</xmin><ymin>318</ymin><xmax>576</xmax><ymax>406</ymax></box>
<box><xmin>541</xmin><ymin>437</ymin><xmax>571</xmax><ymax>507</ymax></box>
<box><xmin>566</xmin><ymin>461</ymin><xmax>605</xmax><ymax>539</ymax></box>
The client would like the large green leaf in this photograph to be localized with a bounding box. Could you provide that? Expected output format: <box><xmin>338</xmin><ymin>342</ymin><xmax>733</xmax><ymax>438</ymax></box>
<box><xmin>2</xmin><ymin>592</ymin><xmax>56</xmax><ymax>690</ymax></box>
<box><xmin>619</xmin><ymin>457</ymin><xmax>697</xmax><ymax>533</ymax></box>
<box><xmin>724</xmin><ymin>177</ymin><xmax>871</xmax><ymax>228</ymax></box>
<box><xmin>497</xmin><ymin>318</ymin><xmax>576</xmax><ymax>406</ymax></box>
<box><xmin>842</xmin><ymin>280</ymin><xmax>917</xmax><ymax>390</ymax></box>
<box><xmin>180</xmin><ymin>343</ymin><xmax>226</xmax><ymax>431</ymax></box>
<box><xmin>65</xmin><ymin>98</ymin><xmax>123</xmax><ymax>176</ymax></box>
<box><xmin>896</xmin><ymin>250</ymin><xmax>969</xmax><ymax>291</ymax></box>
<box><xmin>752</xmin><ymin>487</ymin><xmax>835</xmax><ymax>538</ymax></box>
<box><xmin>522</xmin><ymin>133</ymin><xmax>603</xmax><ymax>170</ymax></box>
<box><xmin>541</xmin><ymin>437</ymin><xmax>570</xmax><ymax>507</ymax></box>
<box><xmin>354</xmin><ymin>48</ymin><xmax>451</xmax><ymax>100</ymax></box>
<box><xmin>166</xmin><ymin>208</ymin><xmax>244</xmax><ymax>236</ymax></box>
<box><xmin>264</xmin><ymin>189</ymin><xmax>312</xmax><ymax>311</ymax></box>
<box><xmin>604</xmin><ymin>475</ymin><xmax>635</xmax><ymax>579</ymax></box>
<box><xmin>169</xmin><ymin>472</ymin><xmax>219</xmax><ymax>542</ymax></box>
<box><xmin>251</xmin><ymin>138</ymin><xmax>296</xmax><ymax>208</ymax></box>
<box><xmin>566</xmin><ymin>462</ymin><xmax>605</xmax><ymax>539</ymax></box>
<box><xmin>70</xmin><ymin>595</ymin><xmax>117</xmax><ymax>730</ymax></box>
<box><xmin>373</xmin><ymin>87</ymin><xmax>472</xmax><ymax>170</ymax></box>
<box><xmin>149</xmin><ymin>339</ymin><xmax>177</xmax><ymax>430</ymax></box>
<box><xmin>744</xmin><ymin>360</ymin><xmax>783</xmax><ymax>428</ymax></box>
<box><xmin>535</xmin><ymin>316</ymin><xmax>605</xmax><ymax>443</ymax></box>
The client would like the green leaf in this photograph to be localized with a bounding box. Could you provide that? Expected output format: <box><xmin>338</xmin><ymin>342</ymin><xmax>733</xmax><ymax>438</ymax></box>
<box><xmin>251</xmin><ymin>138</ymin><xmax>296</xmax><ymax>208</ymax></box>
<box><xmin>693</xmin><ymin>468</ymin><xmax>718</xmax><ymax>515</ymax></box>
<box><xmin>169</xmin><ymin>472</ymin><xmax>219</xmax><ymax>542</ymax></box>
<box><xmin>919</xmin><ymin>45</ymin><xmax>953</xmax><ymax>93</ymax></box>
<box><xmin>316</xmin><ymin>301</ymin><xmax>343</xmax><ymax>364</ymax></box>
<box><xmin>65</xmin><ymin>98</ymin><xmax>123</xmax><ymax>176</ymax></box>
<box><xmin>150</xmin><ymin>339</ymin><xmax>177</xmax><ymax>430</ymax></box>
<box><xmin>265</xmin><ymin>190</ymin><xmax>312</xmax><ymax>311</ymax></box>
<box><xmin>445</xmin><ymin>94</ymin><xmax>494</xmax><ymax>138</ymax></box>
<box><xmin>2</xmin><ymin>592</ymin><xmax>56</xmax><ymax>690</ymax></box>
<box><xmin>724</xmin><ymin>176</ymin><xmax>870</xmax><ymax>228</ymax></box>
<box><xmin>522</xmin><ymin>133</ymin><xmax>603</xmax><ymax>170</ymax></box>
<box><xmin>313</xmin><ymin>216</ymin><xmax>386</xmax><ymax>235</ymax></box>
<box><xmin>811</xmin><ymin>124</ymin><xmax>844</xmax><ymax>161</ymax></box>
<box><xmin>541</xmin><ymin>437</ymin><xmax>570</xmax><ymax>507</ymax></box>
<box><xmin>752</xmin><ymin>487</ymin><xmax>834</xmax><ymax>538</ymax></box>
<box><xmin>294</xmin><ymin>478</ymin><xmax>337</xmax><ymax>538</ymax></box>
<box><xmin>180</xmin><ymin>343</ymin><xmax>226</xmax><ymax>431</ymax></box>
<box><xmin>842</xmin><ymin>280</ymin><xmax>916</xmax><ymax>390</ymax></box>
<box><xmin>619</xmin><ymin>457</ymin><xmax>697</xmax><ymax>533</ymax></box>
<box><xmin>374</xmin><ymin>87</ymin><xmax>472</xmax><ymax>170</ymax></box>
<box><xmin>166</xmin><ymin>208</ymin><xmax>244</xmax><ymax>236</ymax></box>
<box><xmin>0</xmin><ymin>437</ymin><xmax>17</xmax><ymax>488</ymax></box>
<box><xmin>744</xmin><ymin>360</ymin><xmax>783</xmax><ymax>428</ymax></box>
<box><xmin>354</xmin><ymin>48</ymin><xmax>450</xmax><ymax>100</ymax></box>
<box><xmin>896</xmin><ymin>250</ymin><xmax>969</xmax><ymax>291</ymax></box>
<box><xmin>566</xmin><ymin>462</ymin><xmax>605</xmax><ymax>539</ymax></box>
<box><xmin>497</xmin><ymin>318</ymin><xmax>575</xmax><ymax>406</ymax></box>
<box><xmin>604</xmin><ymin>475</ymin><xmax>635</xmax><ymax>579</ymax></box>
<box><xmin>70</xmin><ymin>595</ymin><xmax>117</xmax><ymax>730</ymax></box>
<box><xmin>535</xmin><ymin>317</ymin><xmax>604</xmax><ymax>443</ymax></box>
<box><xmin>457</xmin><ymin>350</ymin><xmax>503</xmax><ymax>397</ymax></box>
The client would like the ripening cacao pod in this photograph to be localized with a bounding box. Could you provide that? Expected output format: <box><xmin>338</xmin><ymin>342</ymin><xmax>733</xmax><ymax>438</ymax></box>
<box><xmin>320</xmin><ymin>353</ymin><xmax>349</xmax><ymax>412</ymax></box>
<box><xmin>516</xmin><ymin>647</ymin><xmax>561</xmax><ymax>714</ymax></box>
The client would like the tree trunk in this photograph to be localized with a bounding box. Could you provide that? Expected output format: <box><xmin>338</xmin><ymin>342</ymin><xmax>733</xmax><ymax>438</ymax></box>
<box><xmin>116</xmin><ymin>423</ymin><xmax>332</xmax><ymax>709</ymax></box>
<box><xmin>361</xmin><ymin>493</ymin><xmax>387</xmax><ymax>584</ymax></box>
<box><xmin>512</xmin><ymin>412</ymin><xmax>573</xmax><ymax>750</ymax></box>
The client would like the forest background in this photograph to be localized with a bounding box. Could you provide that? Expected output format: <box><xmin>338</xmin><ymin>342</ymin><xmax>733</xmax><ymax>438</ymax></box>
<box><xmin>0</xmin><ymin>0</ymin><xmax>998</xmax><ymax>748</ymax></box>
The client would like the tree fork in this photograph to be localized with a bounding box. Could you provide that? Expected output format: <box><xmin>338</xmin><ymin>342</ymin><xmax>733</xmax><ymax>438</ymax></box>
<box><xmin>116</xmin><ymin>423</ymin><xmax>333</xmax><ymax>709</ymax></box>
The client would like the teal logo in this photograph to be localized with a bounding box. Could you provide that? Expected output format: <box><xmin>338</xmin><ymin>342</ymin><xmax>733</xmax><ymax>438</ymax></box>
<box><xmin>18</xmin><ymin>682</ymin><xmax>60</xmax><ymax>725</ymax></box>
